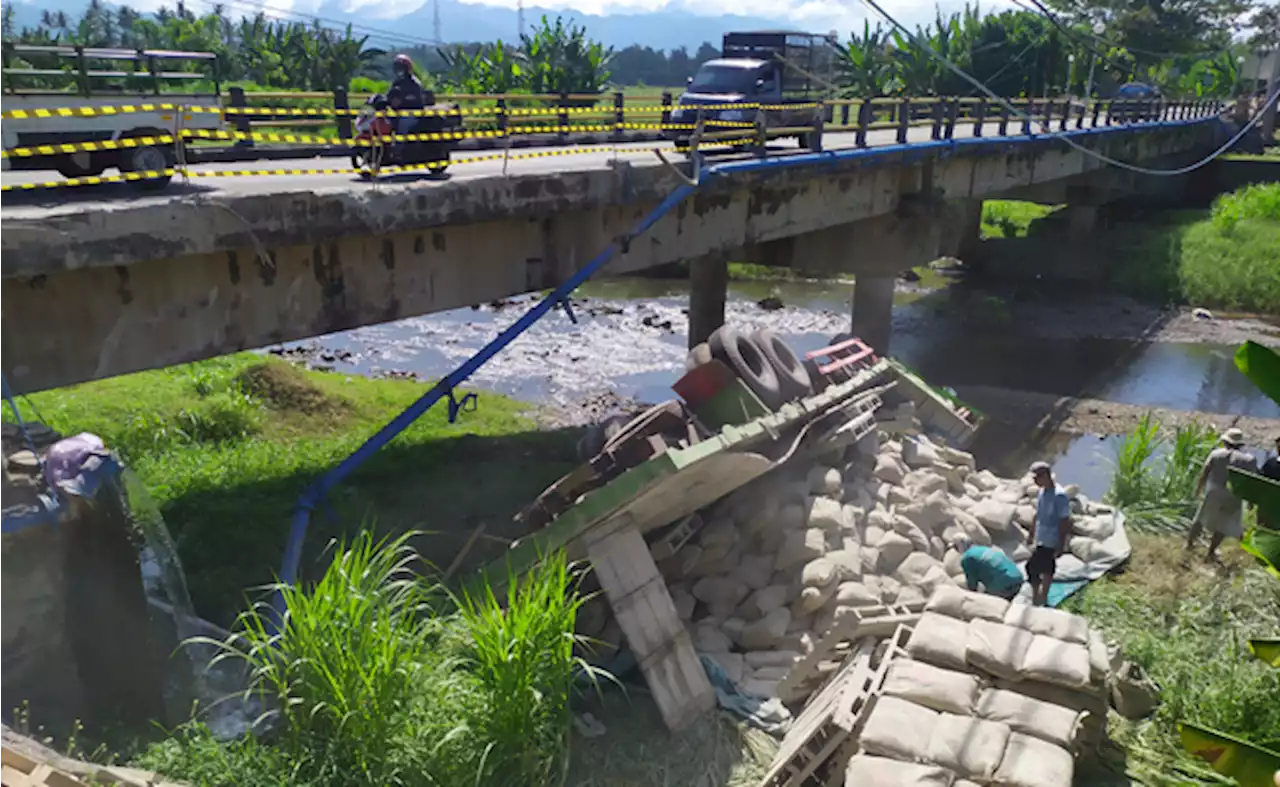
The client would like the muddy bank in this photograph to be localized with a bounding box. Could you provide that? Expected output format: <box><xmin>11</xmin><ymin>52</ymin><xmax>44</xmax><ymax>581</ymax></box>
<box><xmin>955</xmin><ymin>385</ymin><xmax>1280</xmax><ymax>442</ymax></box>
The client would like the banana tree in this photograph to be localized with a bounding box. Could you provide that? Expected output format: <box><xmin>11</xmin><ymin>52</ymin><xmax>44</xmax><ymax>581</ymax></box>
<box><xmin>839</xmin><ymin>21</ymin><xmax>894</xmax><ymax>96</ymax></box>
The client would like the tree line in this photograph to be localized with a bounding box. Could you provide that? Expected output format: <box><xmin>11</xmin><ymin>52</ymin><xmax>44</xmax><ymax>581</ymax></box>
<box><xmin>3</xmin><ymin>0</ymin><xmax>1276</xmax><ymax>98</ymax></box>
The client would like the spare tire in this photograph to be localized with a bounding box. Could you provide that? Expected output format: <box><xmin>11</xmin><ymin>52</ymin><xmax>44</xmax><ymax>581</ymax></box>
<box><xmin>751</xmin><ymin>328</ymin><xmax>813</xmax><ymax>402</ymax></box>
<box><xmin>686</xmin><ymin>342</ymin><xmax>713</xmax><ymax>371</ymax></box>
<box><xmin>708</xmin><ymin>326</ymin><xmax>783</xmax><ymax>410</ymax></box>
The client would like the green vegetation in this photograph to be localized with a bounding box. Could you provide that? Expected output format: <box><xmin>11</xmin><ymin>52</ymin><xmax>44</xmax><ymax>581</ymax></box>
<box><xmin>982</xmin><ymin>185</ymin><xmax>1280</xmax><ymax>314</ymax></box>
<box><xmin>1074</xmin><ymin>409</ymin><xmax>1280</xmax><ymax>783</ymax></box>
<box><xmin>1</xmin><ymin>355</ymin><xmax>576</xmax><ymax>625</ymax></box>
<box><xmin>137</xmin><ymin>533</ymin><xmax>598</xmax><ymax>787</ymax></box>
<box><xmin>980</xmin><ymin>200</ymin><xmax>1062</xmax><ymax>238</ymax></box>
<box><xmin>1105</xmin><ymin>412</ymin><xmax>1218</xmax><ymax>533</ymax></box>
<box><xmin>1066</xmin><ymin>534</ymin><xmax>1280</xmax><ymax>786</ymax></box>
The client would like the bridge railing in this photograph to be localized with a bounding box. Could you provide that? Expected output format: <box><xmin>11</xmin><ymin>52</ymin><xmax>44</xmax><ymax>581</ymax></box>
<box><xmin>0</xmin><ymin>91</ymin><xmax>1224</xmax><ymax>192</ymax></box>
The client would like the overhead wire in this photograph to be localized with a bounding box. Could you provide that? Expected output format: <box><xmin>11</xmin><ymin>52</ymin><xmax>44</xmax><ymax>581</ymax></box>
<box><xmin>858</xmin><ymin>0</ymin><xmax>1280</xmax><ymax>177</ymax></box>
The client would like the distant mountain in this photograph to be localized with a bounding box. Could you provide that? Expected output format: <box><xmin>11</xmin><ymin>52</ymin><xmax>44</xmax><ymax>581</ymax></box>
<box><xmin>2</xmin><ymin>0</ymin><xmax>830</xmax><ymax>52</ymax></box>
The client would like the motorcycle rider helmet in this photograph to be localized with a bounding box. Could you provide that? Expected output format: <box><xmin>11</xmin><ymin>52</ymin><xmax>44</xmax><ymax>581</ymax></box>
<box><xmin>393</xmin><ymin>54</ymin><xmax>414</xmax><ymax>78</ymax></box>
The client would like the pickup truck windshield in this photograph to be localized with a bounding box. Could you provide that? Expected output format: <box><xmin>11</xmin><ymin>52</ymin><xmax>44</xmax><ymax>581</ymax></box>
<box><xmin>689</xmin><ymin>64</ymin><xmax>759</xmax><ymax>94</ymax></box>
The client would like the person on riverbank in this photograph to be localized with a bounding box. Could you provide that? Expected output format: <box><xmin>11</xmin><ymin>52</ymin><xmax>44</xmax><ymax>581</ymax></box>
<box><xmin>1185</xmin><ymin>427</ymin><xmax>1258</xmax><ymax>564</ymax></box>
<box><xmin>1026</xmin><ymin>461</ymin><xmax>1071</xmax><ymax>607</ymax></box>
<box><xmin>954</xmin><ymin>535</ymin><xmax>1025</xmax><ymax>600</ymax></box>
<box><xmin>1262</xmin><ymin>436</ymin><xmax>1280</xmax><ymax>529</ymax></box>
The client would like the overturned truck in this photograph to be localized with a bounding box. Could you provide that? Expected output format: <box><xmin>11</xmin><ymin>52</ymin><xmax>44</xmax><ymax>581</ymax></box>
<box><xmin>469</xmin><ymin>326</ymin><xmax>1131</xmax><ymax>787</ymax></box>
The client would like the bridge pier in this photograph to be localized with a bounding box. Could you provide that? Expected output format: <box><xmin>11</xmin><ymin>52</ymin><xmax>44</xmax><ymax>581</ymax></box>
<box><xmin>688</xmin><ymin>252</ymin><xmax>729</xmax><ymax>349</ymax></box>
<box><xmin>851</xmin><ymin>275</ymin><xmax>895</xmax><ymax>353</ymax></box>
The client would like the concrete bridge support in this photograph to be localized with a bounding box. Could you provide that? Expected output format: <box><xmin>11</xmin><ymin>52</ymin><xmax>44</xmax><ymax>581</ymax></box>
<box><xmin>688</xmin><ymin>253</ymin><xmax>730</xmax><ymax>349</ymax></box>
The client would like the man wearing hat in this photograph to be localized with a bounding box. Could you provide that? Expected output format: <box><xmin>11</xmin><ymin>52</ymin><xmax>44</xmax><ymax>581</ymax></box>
<box><xmin>1185</xmin><ymin>427</ymin><xmax>1257</xmax><ymax>563</ymax></box>
<box><xmin>1027</xmin><ymin>461</ymin><xmax>1071</xmax><ymax>606</ymax></box>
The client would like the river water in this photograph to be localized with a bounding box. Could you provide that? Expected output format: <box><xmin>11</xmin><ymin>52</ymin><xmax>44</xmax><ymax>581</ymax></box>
<box><xmin>277</xmin><ymin>275</ymin><xmax>1278</xmax><ymax>500</ymax></box>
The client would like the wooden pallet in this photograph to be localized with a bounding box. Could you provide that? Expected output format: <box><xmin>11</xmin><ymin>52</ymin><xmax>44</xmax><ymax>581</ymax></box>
<box><xmin>760</xmin><ymin>625</ymin><xmax>910</xmax><ymax>787</ymax></box>
<box><xmin>1</xmin><ymin>748</ymin><xmax>86</xmax><ymax>787</ymax></box>
<box><xmin>777</xmin><ymin>602</ymin><xmax>924</xmax><ymax>704</ymax></box>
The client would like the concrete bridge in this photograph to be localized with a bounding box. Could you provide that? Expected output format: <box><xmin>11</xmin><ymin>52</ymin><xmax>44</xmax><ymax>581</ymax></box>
<box><xmin>0</xmin><ymin>111</ymin><xmax>1224</xmax><ymax>394</ymax></box>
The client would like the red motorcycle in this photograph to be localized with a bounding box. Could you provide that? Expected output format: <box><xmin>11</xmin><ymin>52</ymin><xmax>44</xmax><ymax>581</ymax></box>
<box><xmin>351</xmin><ymin>92</ymin><xmax>457</xmax><ymax>176</ymax></box>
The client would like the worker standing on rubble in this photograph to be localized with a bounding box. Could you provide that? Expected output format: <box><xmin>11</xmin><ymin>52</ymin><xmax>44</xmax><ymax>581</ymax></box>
<box><xmin>1185</xmin><ymin>427</ymin><xmax>1257</xmax><ymax>564</ymax></box>
<box><xmin>1027</xmin><ymin>461</ymin><xmax>1071</xmax><ymax>607</ymax></box>
<box><xmin>953</xmin><ymin>535</ymin><xmax>1024</xmax><ymax>600</ymax></box>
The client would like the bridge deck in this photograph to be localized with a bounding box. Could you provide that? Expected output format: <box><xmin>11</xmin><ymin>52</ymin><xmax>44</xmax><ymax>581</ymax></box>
<box><xmin>0</xmin><ymin>113</ymin><xmax>1159</xmax><ymax>220</ymax></box>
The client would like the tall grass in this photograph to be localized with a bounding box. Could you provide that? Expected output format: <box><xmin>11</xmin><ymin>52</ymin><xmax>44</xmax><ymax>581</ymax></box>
<box><xmin>454</xmin><ymin>558</ymin><xmax>599</xmax><ymax>785</ymax></box>
<box><xmin>1068</xmin><ymin>559</ymin><xmax>1280</xmax><ymax>785</ymax></box>
<box><xmin>1106</xmin><ymin>412</ymin><xmax>1218</xmax><ymax>533</ymax></box>
<box><xmin>1208</xmin><ymin>182</ymin><xmax>1280</xmax><ymax>233</ymax></box>
<box><xmin>139</xmin><ymin>533</ymin><xmax>594</xmax><ymax>787</ymax></box>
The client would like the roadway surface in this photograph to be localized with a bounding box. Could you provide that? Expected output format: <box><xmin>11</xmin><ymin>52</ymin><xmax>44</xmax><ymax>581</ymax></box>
<box><xmin>0</xmin><ymin>114</ymin><xmax>1187</xmax><ymax>219</ymax></box>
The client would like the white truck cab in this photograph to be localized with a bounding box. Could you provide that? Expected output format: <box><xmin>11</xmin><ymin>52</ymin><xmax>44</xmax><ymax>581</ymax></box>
<box><xmin>2</xmin><ymin>44</ymin><xmax>226</xmax><ymax>187</ymax></box>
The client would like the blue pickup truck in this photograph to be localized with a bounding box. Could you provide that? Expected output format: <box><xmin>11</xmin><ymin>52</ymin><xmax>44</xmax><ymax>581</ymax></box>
<box><xmin>667</xmin><ymin>31</ymin><xmax>837</xmax><ymax>152</ymax></box>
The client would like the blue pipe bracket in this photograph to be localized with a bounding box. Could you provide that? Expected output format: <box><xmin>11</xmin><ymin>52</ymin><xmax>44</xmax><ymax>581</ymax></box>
<box><xmin>273</xmin><ymin>111</ymin><xmax>1226</xmax><ymax>604</ymax></box>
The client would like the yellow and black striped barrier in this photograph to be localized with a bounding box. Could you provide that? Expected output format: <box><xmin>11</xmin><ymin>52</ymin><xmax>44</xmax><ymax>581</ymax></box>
<box><xmin>0</xmin><ymin>131</ymin><xmax>763</xmax><ymax>192</ymax></box>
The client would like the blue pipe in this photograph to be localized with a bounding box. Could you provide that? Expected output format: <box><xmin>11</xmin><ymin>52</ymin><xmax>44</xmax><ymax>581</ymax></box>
<box><xmin>274</xmin><ymin>109</ymin><xmax>1220</xmax><ymax>599</ymax></box>
<box><xmin>277</xmin><ymin>180</ymin><xmax>698</xmax><ymax>590</ymax></box>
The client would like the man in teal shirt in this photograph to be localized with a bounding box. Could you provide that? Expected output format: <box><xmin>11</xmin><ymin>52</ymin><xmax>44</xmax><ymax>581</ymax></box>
<box><xmin>954</xmin><ymin>535</ymin><xmax>1024</xmax><ymax>601</ymax></box>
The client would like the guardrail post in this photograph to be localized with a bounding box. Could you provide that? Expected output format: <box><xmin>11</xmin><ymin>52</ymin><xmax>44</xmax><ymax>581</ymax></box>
<box><xmin>840</xmin><ymin>102</ymin><xmax>850</xmax><ymax>126</ymax></box>
<box><xmin>661</xmin><ymin>91</ymin><xmax>672</xmax><ymax>126</ymax></box>
<box><xmin>998</xmin><ymin>102</ymin><xmax>1010</xmax><ymax>136</ymax></box>
<box><xmin>497</xmin><ymin>97</ymin><xmax>508</xmax><ymax>137</ymax></box>
<box><xmin>1092</xmin><ymin>100</ymin><xmax>1102</xmax><ymax>127</ymax></box>
<box><xmin>613</xmin><ymin>91</ymin><xmax>625</xmax><ymax>140</ymax></box>
<box><xmin>897</xmin><ymin>98</ymin><xmax>910</xmax><ymax>144</ymax></box>
<box><xmin>1105</xmin><ymin>100</ymin><xmax>1114</xmax><ymax>126</ymax></box>
<box><xmin>1022</xmin><ymin>100</ymin><xmax>1034</xmax><ymax>135</ymax></box>
<box><xmin>930</xmin><ymin>100</ymin><xmax>944</xmax><ymax>140</ymax></box>
<box><xmin>973</xmin><ymin>99</ymin><xmax>987</xmax><ymax>137</ymax></box>
<box><xmin>1058</xmin><ymin>99</ymin><xmax>1069</xmax><ymax>132</ymax></box>
<box><xmin>944</xmin><ymin>98</ymin><xmax>959</xmax><ymax>140</ymax></box>
<box><xmin>229</xmin><ymin>86</ymin><xmax>253</xmax><ymax>148</ymax></box>
<box><xmin>558</xmin><ymin>91</ymin><xmax>570</xmax><ymax>142</ymax></box>
<box><xmin>856</xmin><ymin>99</ymin><xmax>871</xmax><ymax>147</ymax></box>
<box><xmin>1043</xmin><ymin>99</ymin><xmax>1055</xmax><ymax>132</ymax></box>
<box><xmin>1075</xmin><ymin>100</ymin><xmax>1085</xmax><ymax>129</ymax></box>
<box><xmin>334</xmin><ymin>87</ymin><xmax>352</xmax><ymax>140</ymax></box>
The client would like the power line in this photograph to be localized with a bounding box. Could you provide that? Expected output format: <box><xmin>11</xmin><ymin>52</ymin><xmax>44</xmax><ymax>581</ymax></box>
<box><xmin>1019</xmin><ymin>0</ymin><xmax>1231</xmax><ymax>63</ymax></box>
<box><xmin>858</xmin><ymin>0</ymin><xmax>1280</xmax><ymax>177</ymax></box>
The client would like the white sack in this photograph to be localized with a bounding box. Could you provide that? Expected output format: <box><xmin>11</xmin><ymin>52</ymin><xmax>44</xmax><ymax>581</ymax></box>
<box><xmin>926</xmin><ymin>585</ymin><xmax>1011</xmax><ymax>623</ymax></box>
<box><xmin>859</xmin><ymin>696</ymin><xmax>939</xmax><ymax>762</ymax></box>
<box><xmin>991</xmin><ymin>732</ymin><xmax>1074</xmax><ymax>787</ymax></box>
<box><xmin>975</xmin><ymin>688</ymin><xmax>1083</xmax><ymax>748</ymax></box>
<box><xmin>844</xmin><ymin>756</ymin><xmax>956</xmax><ymax>787</ymax></box>
<box><xmin>907</xmin><ymin>612</ymin><xmax>970</xmax><ymax>671</ymax></box>
<box><xmin>1020</xmin><ymin>635</ymin><xmax>1092</xmax><ymax>690</ymax></box>
<box><xmin>966</xmin><ymin>619</ymin><xmax>1033</xmax><ymax>680</ymax></box>
<box><xmin>925</xmin><ymin>713</ymin><xmax>1011</xmax><ymax>781</ymax></box>
<box><xmin>882</xmin><ymin>659</ymin><xmax>983</xmax><ymax>715</ymax></box>
<box><xmin>1003</xmin><ymin>604</ymin><xmax>1089</xmax><ymax>645</ymax></box>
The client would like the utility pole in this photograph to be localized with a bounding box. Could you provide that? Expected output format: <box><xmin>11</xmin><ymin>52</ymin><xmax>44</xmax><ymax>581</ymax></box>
<box><xmin>1262</xmin><ymin>49</ymin><xmax>1280</xmax><ymax>143</ymax></box>
<box><xmin>517</xmin><ymin>0</ymin><xmax>525</xmax><ymax>40</ymax></box>
<box><xmin>432</xmin><ymin>0</ymin><xmax>441</xmax><ymax>45</ymax></box>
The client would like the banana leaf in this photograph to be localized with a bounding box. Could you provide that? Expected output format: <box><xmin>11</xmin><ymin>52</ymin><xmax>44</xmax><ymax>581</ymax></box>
<box><xmin>1249</xmin><ymin>638</ymin><xmax>1280</xmax><ymax>668</ymax></box>
<box><xmin>1228</xmin><ymin>467</ymin><xmax>1280</xmax><ymax>524</ymax></box>
<box><xmin>1178</xmin><ymin>722</ymin><xmax>1280</xmax><ymax>785</ymax></box>
<box><xmin>1242</xmin><ymin>525</ymin><xmax>1280</xmax><ymax>580</ymax></box>
<box><xmin>1234</xmin><ymin>341</ymin><xmax>1280</xmax><ymax>405</ymax></box>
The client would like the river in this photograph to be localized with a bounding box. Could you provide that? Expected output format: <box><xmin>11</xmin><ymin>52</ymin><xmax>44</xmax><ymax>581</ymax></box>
<box><xmin>274</xmin><ymin>273</ymin><xmax>1280</xmax><ymax>497</ymax></box>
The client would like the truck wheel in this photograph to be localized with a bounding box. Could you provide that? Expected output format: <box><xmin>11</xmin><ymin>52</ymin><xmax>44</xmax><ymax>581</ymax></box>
<box><xmin>751</xmin><ymin>328</ymin><xmax>813</xmax><ymax>401</ymax></box>
<box><xmin>708</xmin><ymin>326</ymin><xmax>783</xmax><ymax>410</ymax></box>
<box><xmin>56</xmin><ymin>151</ymin><xmax>106</xmax><ymax>179</ymax></box>
<box><xmin>118</xmin><ymin>132</ymin><xmax>174</xmax><ymax>189</ymax></box>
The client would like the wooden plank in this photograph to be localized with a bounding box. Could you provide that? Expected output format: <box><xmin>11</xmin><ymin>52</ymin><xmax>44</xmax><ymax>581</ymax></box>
<box><xmin>777</xmin><ymin>603</ymin><xmax>922</xmax><ymax>703</ymax></box>
<box><xmin>583</xmin><ymin>515</ymin><xmax>714</xmax><ymax>732</ymax></box>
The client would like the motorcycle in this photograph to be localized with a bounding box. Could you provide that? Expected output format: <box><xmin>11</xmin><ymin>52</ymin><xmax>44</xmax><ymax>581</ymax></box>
<box><xmin>350</xmin><ymin>92</ymin><xmax>457</xmax><ymax>177</ymax></box>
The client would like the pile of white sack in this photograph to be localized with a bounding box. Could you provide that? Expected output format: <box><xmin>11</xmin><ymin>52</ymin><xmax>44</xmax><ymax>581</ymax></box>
<box><xmin>844</xmin><ymin>584</ymin><xmax>1114</xmax><ymax>787</ymax></box>
<box><xmin>576</xmin><ymin>405</ymin><xmax>1127</xmax><ymax>708</ymax></box>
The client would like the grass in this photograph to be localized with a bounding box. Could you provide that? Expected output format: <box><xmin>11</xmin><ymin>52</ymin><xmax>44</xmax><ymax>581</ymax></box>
<box><xmin>1105</xmin><ymin>412</ymin><xmax>1218</xmax><ymax>534</ymax></box>
<box><xmin>1065</xmin><ymin>534</ymin><xmax>1280</xmax><ymax>786</ymax></box>
<box><xmin>980</xmin><ymin>200</ymin><xmax>1063</xmax><ymax>239</ymax></box>
<box><xmin>136</xmin><ymin>533</ymin><xmax>598</xmax><ymax>787</ymax></box>
<box><xmin>1</xmin><ymin>354</ymin><xmax>578</xmax><ymax>626</ymax></box>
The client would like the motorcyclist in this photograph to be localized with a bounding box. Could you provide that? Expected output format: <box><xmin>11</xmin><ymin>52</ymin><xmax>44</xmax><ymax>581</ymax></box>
<box><xmin>387</xmin><ymin>54</ymin><xmax>426</xmax><ymax>146</ymax></box>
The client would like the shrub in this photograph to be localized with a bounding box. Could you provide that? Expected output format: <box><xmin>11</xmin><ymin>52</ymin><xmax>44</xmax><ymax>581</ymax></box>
<box><xmin>1106</xmin><ymin>412</ymin><xmax>1217</xmax><ymax>533</ymax></box>
<box><xmin>1209</xmin><ymin>182</ymin><xmax>1280</xmax><ymax>233</ymax></box>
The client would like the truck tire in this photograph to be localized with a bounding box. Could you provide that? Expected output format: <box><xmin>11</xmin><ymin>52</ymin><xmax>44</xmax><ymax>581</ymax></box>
<box><xmin>708</xmin><ymin>326</ymin><xmax>783</xmax><ymax>410</ymax></box>
<box><xmin>56</xmin><ymin>151</ymin><xmax>106</xmax><ymax>179</ymax></box>
<box><xmin>118</xmin><ymin>129</ymin><xmax>174</xmax><ymax>190</ymax></box>
<box><xmin>751</xmin><ymin>328</ymin><xmax>813</xmax><ymax>401</ymax></box>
